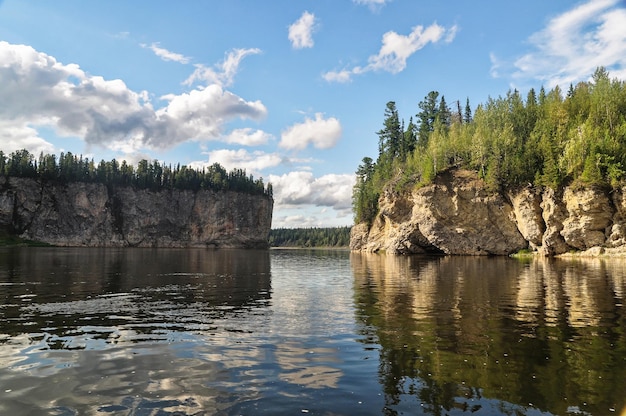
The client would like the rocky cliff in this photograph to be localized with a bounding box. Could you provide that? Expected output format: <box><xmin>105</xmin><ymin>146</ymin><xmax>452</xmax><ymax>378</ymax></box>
<box><xmin>0</xmin><ymin>176</ymin><xmax>273</xmax><ymax>248</ymax></box>
<box><xmin>350</xmin><ymin>168</ymin><xmax>626</xmax><ymax>256</ymax></box>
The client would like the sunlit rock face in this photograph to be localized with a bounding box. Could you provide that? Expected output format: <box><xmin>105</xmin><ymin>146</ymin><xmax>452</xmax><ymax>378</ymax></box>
<box><xmin>351</xmin><ymin>168</ymin><xmax>626</xmax><ymax>256</ymax></box>
<box><xmin>538</xmin><ymin>188</ymin><xmax>570</xmax><ymax>256</ymax></box>
<box><xmin>410</xmin><ymin>170</ymin><xmax>526</xmax><ymax>255</ymax></box>
<box><xmin>352</xmin><ymin>169</ymin><xmax>526</xmax><ymax>255</ymax></box>
<box><xmin>509</xmin><ymin>187</ymin><xmax>544</xmax><ymax>249</ymax></box>
<box><xmin>0</xmin><ymin>177</ymin><xmax>273</xmax><ymax>248</ymax></box>
<box><xmin>607</xmin><ymin>187</ymin><xmax>626</xmax><ymax>248</ymax></box>
<box><xmin>560</xmin><ymin>187</ymin><xmax>613</xmax><ymax>250</ymax></box>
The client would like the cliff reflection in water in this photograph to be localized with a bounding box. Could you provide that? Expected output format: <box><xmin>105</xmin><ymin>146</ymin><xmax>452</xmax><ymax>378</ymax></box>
<box><xmin>0</xmin><ymin>247</ymin><xmax>272</xmax><ymax>351</ymax></box>
<box><xmin>351</xmin><ymin>253</ymin><xmax>626</xmax><ymax>416</ymax></box>
<box><xmin>0</xmin><ymin>248</ymin><xmax>274</xmax><ymax>415</ymax></box>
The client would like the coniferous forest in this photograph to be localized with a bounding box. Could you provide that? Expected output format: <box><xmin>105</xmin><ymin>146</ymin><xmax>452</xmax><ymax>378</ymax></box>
<box><xmin>353</xmin><ymin>67</ymin><xmax>626</xmax><ymax>225</ymax></box>
<box><xmin>269</xmin><ymin>227</ymin><xmax>351</xmax><ymax>247</ymax></box>
<box><xmin>0</xmin><ymin>149</ymin><xmax>272</xmax><ymax>197</ymax></box>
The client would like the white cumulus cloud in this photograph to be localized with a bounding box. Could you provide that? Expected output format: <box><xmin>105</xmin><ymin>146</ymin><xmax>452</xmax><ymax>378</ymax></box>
<box><xmin>268</xmin><ymin>171</ymin><xmax>355</xmax><ymax>211</ymax></box>
<box><xmin>184</xmin><ymin>48</ymin><xmax>261</xmax><ymax>87</ymax></box>
<box><xmin>323</xmin><ymin>22</ymin><xmax>458</xmax><ymax>83</ymax></box>
<box><xmin>369</xmin><ymin>23</ymin><xmax>448</xmax><ymax>73</ymax></box>
<box><xmin>0</xmin><ymin>121</ymin><xmax>56</xmax><ymax>155</ymax></box>
<box><xmin>280</xmin><ymin>113</ymin><xmax>342</xmax><ymax>151</ymax></box>
<box><xmin>0</xmin><ymin>41</ymin><xmax>267</xmax><ymax>155</ymax></box>
<box><xmin>511</xmin><ymin>0</ymin><xmax>626</xmax><ymax>87</ymax></box>
<box><xmin>142</xmin><ymin>42</ymin><xmax>191</xmax><ymax>64</ymax></box>
<box><xmin>353</xmin><ymin>0</ymin><xmax>391</xmax><ymax>12</ymax></box>
<box><xmin>322</xmin><ymin>69</ymin><xmax>354</xmax><ymax>83</ymax></box>
<box><xmin>353</xmin><ymin>0</ymin><xmax>389</xmax><ymax>4</ymax></box>
<box><xmin>190</xmin><ymin>149</ymin><xmax>284</xmax><ymax>175</ymax></box>
<box><xmin>222</xmin><ymin>128</ymin><xmax>273</xmax><ymax>146</ymax></box>
<box><xmin>288</xmin><ymin>11</ymin><xmax>317</xmax><ymax>49</ymax></box>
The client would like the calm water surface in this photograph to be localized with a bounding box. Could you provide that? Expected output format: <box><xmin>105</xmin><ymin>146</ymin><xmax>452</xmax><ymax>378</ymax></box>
<box><xmin>0</xmin><ymin>248</ymin><xmax>625</xmax><ymax>415</ymax></box>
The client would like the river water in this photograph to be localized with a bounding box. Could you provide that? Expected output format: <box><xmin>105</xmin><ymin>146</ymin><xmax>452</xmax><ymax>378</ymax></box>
<box><xmin>0</xmin><ymin>247</ymin><xmax>624</xmax><ymax>415</ymax></box>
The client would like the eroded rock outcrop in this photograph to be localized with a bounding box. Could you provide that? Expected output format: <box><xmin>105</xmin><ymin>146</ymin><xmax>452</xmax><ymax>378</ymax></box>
<box><xmin>0</xmin><ymin>176</ymin><xmax>273</xmax><ymax>248</ymax></box>
<box><xmin>351</xmin><ymin>168</ymin><xmax>626</xmax><ymax>256</ymax></box>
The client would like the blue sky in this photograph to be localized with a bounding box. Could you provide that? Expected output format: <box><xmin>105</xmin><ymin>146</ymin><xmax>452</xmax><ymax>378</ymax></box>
<box><xmin>1</xmin><ymin>0</ymin><xmax>625</xmax><ymax>228</ymax></box>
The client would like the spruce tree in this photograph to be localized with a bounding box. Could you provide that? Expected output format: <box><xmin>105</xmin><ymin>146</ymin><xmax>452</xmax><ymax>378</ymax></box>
<box><xmin>437</xmin><ymin>95</ymin><xmax>451</xmax><ymax>127</ymax></box>
<box><xmin>464</xmin><ymin>97</ymin><xmax>472</xmax><ymax>123</ymax></box>
<box><xmin>416</xmin><ymin>91</ymin><xmax>440</xmax><ymax>146</ymax></box>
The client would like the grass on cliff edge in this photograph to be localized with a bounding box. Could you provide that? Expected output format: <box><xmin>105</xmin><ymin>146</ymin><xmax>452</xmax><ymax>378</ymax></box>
<box><xmin>0</xmin><ymin>231</ymin><xmax>51</xmax><ymax>247</ymax></box>
<box><xmin>510</xmin><ymin>248</ymin><xmax>535</xmax><ymax>257</ymax></box>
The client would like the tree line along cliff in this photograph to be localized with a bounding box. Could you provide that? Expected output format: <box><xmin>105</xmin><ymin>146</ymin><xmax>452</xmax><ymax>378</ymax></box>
<box><xmin>0</xmin><ymin>151</ymin><xmax>273</xmax><ymax>248</ymax></box>
<box><xmin>352</xmin><ymin>67</ymin><xmax>626</xmax><ymax>256</ymax></box>
<box><xmin>0</xmin><ymin>149</ymin><xmax>272</xmax><ymax>197</ymax></box>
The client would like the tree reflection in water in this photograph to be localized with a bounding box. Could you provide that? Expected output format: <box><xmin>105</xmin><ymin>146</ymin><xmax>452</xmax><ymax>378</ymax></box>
<box><xmin>351</xmin><ymin>253</ymin><xmax>626</xmax><ymax>416</ymax></box>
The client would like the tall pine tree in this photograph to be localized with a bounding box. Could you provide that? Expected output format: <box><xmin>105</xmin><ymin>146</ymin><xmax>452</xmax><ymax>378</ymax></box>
<box><xmin>416</xmin><ymin>91</ymin><xmax>440</xmax><ymax>146</ymax></box>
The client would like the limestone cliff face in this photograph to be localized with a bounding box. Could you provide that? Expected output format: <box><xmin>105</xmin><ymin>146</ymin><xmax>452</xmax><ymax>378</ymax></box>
<box><xmin>0</xmin><ymin>176</ymin><xmax>273</xmax><ymax>248</ymax></box>
<box><xmin>350</xmin><ymin>169</ymin><xmax>626</xmax><ymax>256</ymax></box>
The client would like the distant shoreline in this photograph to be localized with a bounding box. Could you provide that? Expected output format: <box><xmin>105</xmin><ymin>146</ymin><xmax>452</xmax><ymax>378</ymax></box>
<box><xmin>270</xmin><ymin>246</ymin><xmax>350</xmax><ymax>250</ymax></box>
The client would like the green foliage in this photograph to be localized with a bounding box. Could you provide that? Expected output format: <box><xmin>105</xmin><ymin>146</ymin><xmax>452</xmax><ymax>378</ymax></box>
<box><xmin>353</xmin><ymin>157</ymin><xmax>379</xmax><ymax>225</ymax></box>
<box><xmin>352</xmin><ymin>67</ymin><xmax>626</xmax><ymax>225</ymax></box>
<box><xmin>269</xmin><ymin>227</ymin><xmax>351</xmax><ymax>247</ymax></box>
<box><xmin>0</xmin><ymin>230</ymin><xmax>52</xmax><ymax>247</ymax></box>
<box><xmin>377</xmin><ymin>101</ymin><xmax>403</xmax><ymax>164</ymax></box>
<box><xmin>416</xmin><ymin>91</ymin><xmax>441</xmax><ymax>146</ymax></box>
<box><xmin>464</xmin><ymin>97</ymin><xmax>473</xmax><ymax>123</ymax></box>
<box><xmin>580</xmin><ymin>154</ymin><xmax>604</xmax><ymax>185</ymax></box>
<box><xmin>0</xmin><ymin>150</ymin><xmax>273</xmax><ymax>197</ymax></box>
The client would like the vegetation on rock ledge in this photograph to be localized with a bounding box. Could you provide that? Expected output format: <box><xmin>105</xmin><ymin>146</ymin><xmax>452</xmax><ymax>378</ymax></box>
<box><xmin>353</xmin><ymin>67</ymin><xmax>626</xmax><ymax>225</ymax></box>
<box><xmin>0</xmin><ymin>231</ymin><xmax>50</xmax><ymax>247</ymax></box>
